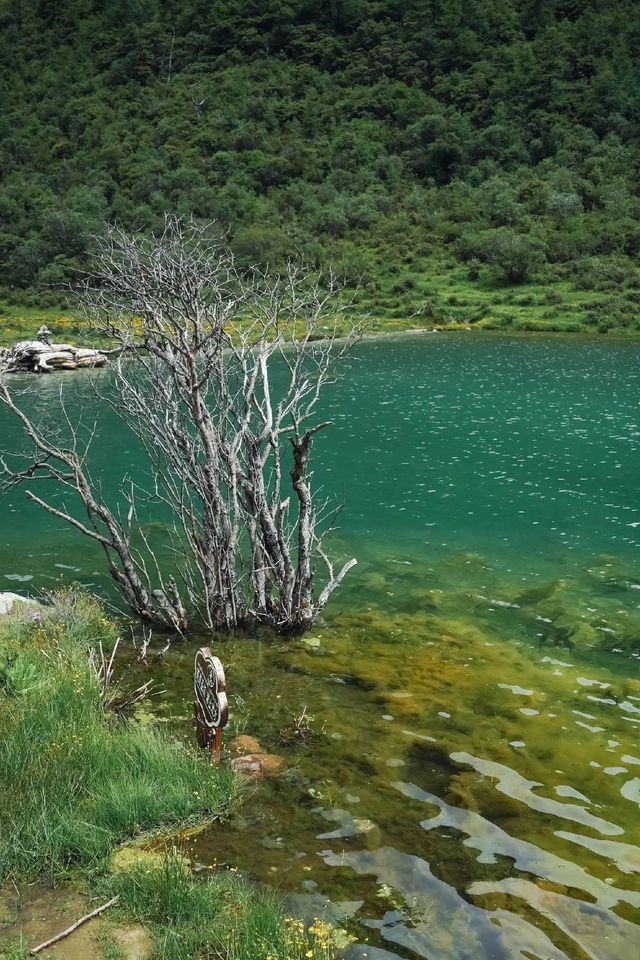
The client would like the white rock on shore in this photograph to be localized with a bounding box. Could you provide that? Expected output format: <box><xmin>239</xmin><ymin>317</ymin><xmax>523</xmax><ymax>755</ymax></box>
<box><xmin>0</xmin><ymin>339</ymin><xmax>108</xmax><ymax>374</ymax></box>
<box><xmin>0</xmin><ymin>592</ymin><xmax>36</xmax><ymax>616</ymax></box>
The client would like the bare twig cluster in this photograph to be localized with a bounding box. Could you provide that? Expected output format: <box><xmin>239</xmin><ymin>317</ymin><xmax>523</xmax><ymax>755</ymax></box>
<box><xmin>0</xmin><ymin>216</ymin><xmax>360</xmax><ymax>635</ymax></box>
<box><xmin>88</xmin><ymin>637</ymin><xmax>155</xmax><ymax>714</ymax></box>
<box><xmin>278</xmin><ymin>705</ymin><xmax>322</xmax><ymax>745</ymax></box>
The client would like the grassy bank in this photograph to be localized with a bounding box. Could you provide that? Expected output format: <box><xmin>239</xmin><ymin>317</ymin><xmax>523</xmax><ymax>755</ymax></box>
<box><xmin>3</xmin><ymin>258</ymin><xmax>640</xmax><ymax>349</ymax></box>
<box><xmin>0</xmin><ymin>590</ymin><xmax>240</xmax><ymax>881</ymax></box>
<box><xmin>0</xmin><ymin>307</ymin><xmax>87</xmax><ymax>348</ymax></box>
<box><xmin>348</xmin><ymin>252</ymin><xmax>640</xmax><ymax>337</ymax></box>
<box><xmin>0</xmin><ymin>591</ymin><xmax>339</xmax><ymax>959</ymax></box>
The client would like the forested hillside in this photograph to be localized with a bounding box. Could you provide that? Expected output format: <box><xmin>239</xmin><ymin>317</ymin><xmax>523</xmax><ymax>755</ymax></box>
<box><xmin>1</xmin><ymin>0</ymin><xmax>640</xmax><ymax>332</ymax></box>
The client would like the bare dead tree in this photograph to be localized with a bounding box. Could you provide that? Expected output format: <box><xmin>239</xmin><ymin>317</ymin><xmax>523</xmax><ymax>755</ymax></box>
<box><xmin>0</xmin><ymin>372</ymin><xmax>189</xmax><ymax>633</ymax></box>
<box><xmin>0</xmin><ymin>217</ymin><xmax>360</xmax><ymax>634</ymax></box>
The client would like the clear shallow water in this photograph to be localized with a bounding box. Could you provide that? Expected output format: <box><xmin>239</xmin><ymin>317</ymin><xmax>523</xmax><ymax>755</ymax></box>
<box><xmin>2</xmin><ymin>333</ymin><xmax>640</xmax><ymax>959</ymax></box>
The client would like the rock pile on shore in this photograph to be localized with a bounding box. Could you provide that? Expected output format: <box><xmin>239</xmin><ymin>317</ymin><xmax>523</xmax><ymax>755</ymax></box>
<box><xmin>0</xmin><ymin>339</ymin><xmax>107</xmax><ymax>373</ymax></box>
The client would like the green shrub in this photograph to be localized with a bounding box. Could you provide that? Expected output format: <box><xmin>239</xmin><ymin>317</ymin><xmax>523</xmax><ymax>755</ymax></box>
<box><xmin>484</xmin><ymin>230</ymin><xmax>547</xmax><ymax>284</ymax></box>
<box><xmin>467</xmin><ymin>257</ymin><xmax>481</xmax><ymax>281</ymax></box>
<box><xmin>571</xmin><ymin>256</ymin><xmax>637</xmax><ymax>292</ymax></box>
<box><xmin>458</xmin><ymin>229</ymin><xmax>546</xmax><ymax>284</ymax></box>
<box><xmin>391</xmin><ymin>276</ymin><xmax>416</xmax><ymax>293</ymax></box>
<box><xmin>543</xmin><ymin>291</ymin><xmax>563</xmax><ymax>305</ymax></box>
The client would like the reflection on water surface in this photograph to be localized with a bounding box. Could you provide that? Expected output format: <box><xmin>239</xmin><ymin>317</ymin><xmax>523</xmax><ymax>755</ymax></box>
<box><xmin>2</xmin><ymin>334</ymin><xmax>640</xmax><ymax>958</ymax></box>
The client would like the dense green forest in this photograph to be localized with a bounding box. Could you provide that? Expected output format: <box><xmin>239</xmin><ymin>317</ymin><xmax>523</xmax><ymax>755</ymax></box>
<box><xmin>1</xmin><ymin>0</ymin><xmax>640</xmax><ymax>333</ymax></box>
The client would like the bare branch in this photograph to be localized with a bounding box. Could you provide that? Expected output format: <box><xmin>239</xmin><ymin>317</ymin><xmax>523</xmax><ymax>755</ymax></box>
<box><xmin>1</xmin><ymin>217</ymin><xmax>363</xmax><ymax>634</ymax></box>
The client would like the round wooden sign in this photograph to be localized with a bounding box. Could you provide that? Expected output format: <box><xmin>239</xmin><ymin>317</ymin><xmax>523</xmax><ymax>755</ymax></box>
<box><xmin>194</xmin><ymin>647</ymin><xmax>228</xmax><ymax>729</ymax></box>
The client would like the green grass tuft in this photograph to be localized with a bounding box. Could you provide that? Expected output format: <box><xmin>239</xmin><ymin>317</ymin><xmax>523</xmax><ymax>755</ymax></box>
<box><xmin>106</xmin><ymin>851</ymin><xmax>338</xmax><ymax>960</ymax></box>
<box><xmin>0</xmin><ymin>943</ymin><xmax>29</xmax><ymax>960</ymax></box>
<box><xmin>3</xmin><ymin>249</ymin><xmax>640</xmax><ymax>349</ymax></box>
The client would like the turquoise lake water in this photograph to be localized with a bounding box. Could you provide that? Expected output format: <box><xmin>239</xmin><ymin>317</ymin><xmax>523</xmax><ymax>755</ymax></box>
<box><xmin>2</xmin><ymin>333</ymin><xmax>640</xmax><ymax>959</ymax></box>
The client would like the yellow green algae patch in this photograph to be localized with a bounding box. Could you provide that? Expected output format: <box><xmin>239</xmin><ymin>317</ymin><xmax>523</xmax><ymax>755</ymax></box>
<box><xmin>147</xmin><ymin>570</ymin><xmax>640</xmax><ymax>960</ymax></box>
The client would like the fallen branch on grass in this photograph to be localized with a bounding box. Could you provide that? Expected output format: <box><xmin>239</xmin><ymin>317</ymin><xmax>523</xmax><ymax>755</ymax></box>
<box><xmin>29</xmin><ymin>896</ymin><xmax>119</xmax><ymax>955</ymax></box>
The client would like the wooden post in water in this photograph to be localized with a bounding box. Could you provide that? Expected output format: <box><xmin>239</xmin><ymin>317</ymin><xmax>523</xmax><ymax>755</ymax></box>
<box><xmin>194</xmin><ymin>647</ymin><xmax>228</xmax><ymax>763</ymax></box>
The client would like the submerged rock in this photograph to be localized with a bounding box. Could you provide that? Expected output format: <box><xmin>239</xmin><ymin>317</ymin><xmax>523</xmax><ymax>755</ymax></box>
<box><xmin>231</xmin><ymin>752</ymin><xmax>284</xmax><ymax>778</ymax></box>
<box><xmin>230</xmin><ymin>734</ymin><xmax>262</xmax><ymax>755</ymax></box>
<box><xmin>623</xmin><ymin>678</ymin><xmax>640</xmax><ymax>698</ymax></box>
<box><xmin>230</xmin><ymin>734</ymin><xmax>284</xmax><ymax>778</ymax></box>
<box><xmin>111</xmin><ymin>847</ymin><xmax>164</xmax><ymax>874</ymax></box>
<box><xmin>511</xmin><ymin>581</ymin><xmax>565</xmax><ymax>607</ymax></box>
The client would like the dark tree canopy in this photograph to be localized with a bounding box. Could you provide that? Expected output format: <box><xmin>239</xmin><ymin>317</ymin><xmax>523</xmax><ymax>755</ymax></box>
<box><xmin>0</xmin><ymin>0</ymin><xmax>639</xmax><ymax>300</ymax></box>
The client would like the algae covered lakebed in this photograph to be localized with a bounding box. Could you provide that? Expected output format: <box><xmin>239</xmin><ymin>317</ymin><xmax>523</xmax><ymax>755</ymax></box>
<box><xmin>1</xmin><ymin>333</ymin><xmax>640</xmax><ymax>959</ymax></box>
